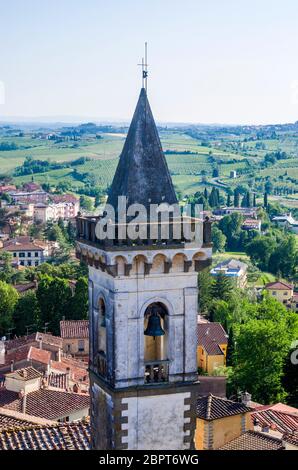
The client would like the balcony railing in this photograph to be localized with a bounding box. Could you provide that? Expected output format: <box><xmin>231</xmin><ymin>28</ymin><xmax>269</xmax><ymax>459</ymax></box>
<box><xmin>76</xmin><ymin>215</ymin><xmax>212</xmax><ymax>248</ymax></box>
<box><xmin>144</xmin><ymin>360</ymin><xmax>169</xmax><ymax>384</ymax></box>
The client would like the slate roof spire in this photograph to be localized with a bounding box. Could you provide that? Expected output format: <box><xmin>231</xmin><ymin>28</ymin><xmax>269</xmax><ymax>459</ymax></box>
<box><xmin>107</xmin><ymin>88</ymin><xmax>178</xmax><ymax>213</ymax></box>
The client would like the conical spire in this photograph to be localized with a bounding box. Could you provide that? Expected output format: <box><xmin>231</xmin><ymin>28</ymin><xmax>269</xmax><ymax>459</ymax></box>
<box><xmin>107</xmin><ymin>88</ymin><xmax>177</xmax><ymax>213</ymax></box>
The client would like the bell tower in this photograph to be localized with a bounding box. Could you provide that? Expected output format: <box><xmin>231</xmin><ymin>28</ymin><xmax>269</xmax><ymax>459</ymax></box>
<box><xmin>76</xmin><ymin>87</ymin><xmax>212</xmax><ymax>450</ymax></box>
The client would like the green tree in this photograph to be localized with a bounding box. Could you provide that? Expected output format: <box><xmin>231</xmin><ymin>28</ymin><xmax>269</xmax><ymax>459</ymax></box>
<box><xmin>218</xmin><ymin>212</ymin><xmax>244</xmax><ymax>250</ymax></box>
<box><xmin>0</xmin><ymin>251</ymin><xmax>14</xmax><ymax>283</ymax></box>
<box><xmin>0</xmin><ymin>281</ymin><xmax>19</xmax><ymax>336</ymax></box>
<box><xmin>69</xmin><ymin>277</ymin><xmax>89</xmax><ymax>320</ymax></box>
<box><xmin>79</xmin><ymin>195</ymin><xmax>94</xmax><ymax>212</ymax></box>
<box><xmin>233</xmin><ymin>189</ymin><xmax>240</xmax><ymax>207</ymax></box>
<box><xmin>211</xmin><ymin>226</ymin><xmax>226</xmax><ymax>252</ymax></box>
<box><xmin>13</xmin><ymin>291</ymin><xmax>40</xmax><ymax>336</ymax></box>
<box><xmin>232</xmin><ymin>319</ymin><xmax>295</xmax><ymax>403</ymax></box>
<box><xmin>36</xmin><ymin>275</ymin><xmax>72</xmax><ymax>335</ymax></box>
<box><xmin>211</xmin><ymin>273</ymin><xmax>233</xmax><ymax>302</ymax></box>
<box><xmin>245</xmin><ymin>236</ymin><xmax>277</xmax><ymax>271</ymax></box>
<box><xmin>198</xmin><ymin>271</ymin><xmax>213</xmax><ymax>313</ymax></box>
<box><xmin>268</xmin><ymin>235</ymin><xmax>298</xmax><ymax>278</ymax></box>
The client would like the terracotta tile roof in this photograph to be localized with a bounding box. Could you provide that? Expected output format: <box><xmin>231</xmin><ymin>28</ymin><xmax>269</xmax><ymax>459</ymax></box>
<box><xmin>283</xmin><ymin>432</ymin><xmax>298</xmax><ymax>447</ymax></box>
<box><xmin>0</xmin><ymin>420</ymin><xmax>90</xmax><ymax>450</ymax></box>
<box><xmin>27</xmin><ymin>347</ymin><xmax>51</xmax><ymax>365</ymax></box>
<box><xmin>0</xmin><ymin>407</ymin><xmax>55</xmax><ymax>431</ymax></box>
<box><xmin>3</xmin><ymin>241</ymin><xmax>44</xmax><ymax>252</ymax></box>
<box><xmin>13</xmin><ymin>282</ymin><xmax>37</xmax><ymax>294</ymax></box>
<box><xmin>255</xmin><ymin>403</ymin><xmax>298</xmax><ymax>414</ymax></box>
<box><xmin>219</xmin><ymin>430</ymin><xmax>284</xmax><ymax>450</ymax></box>
<box><xmin>252</xmin><ymin>409</ymin><xmax>298</xmax><ymax>434</ymax></box>
<box><xmin>5</xmin><ymin>366</ymin><xmax>42</xmax><ymax>381</ymax></box>
<box><xmin>0</xmin><ymin>388</ymin><xmax>90</xmax><ymax>420</ymax></box>
<box><xmin>51</xmin><ymin>358</ymin><xmax>88</xmax><ymax>384</ymax></box>
<box><xmin>60</xmin><ymin>320</ymin><xmax>89</xmax><ymax>339</ymax></box>
<box><xmin>196</xmin><ymin>394</ymin><xmax>251</xmax><ymax>420</ymax></box>
<box><xmin>197</xmin><ymin>322</ymin><xmax>228</xmax><ymax>355</ymax></box>
<box><xmin>4</xmin><ymin>345</ymin><xmax>31</xmax><ymax>366</ymax></box>
<box><xmin>51</xmin><ymin>194</ymin><xmax>79</xmax><ymax>204</ymax></box>
<box><xmin>265</xmin><ymin>281</ymin><xmax>293</xmax><ymax>290</ymax></box>
<box><xmin>5</xmin><ymin>332</ymin><xmax>62</xmax><ymax>352</ymax></box>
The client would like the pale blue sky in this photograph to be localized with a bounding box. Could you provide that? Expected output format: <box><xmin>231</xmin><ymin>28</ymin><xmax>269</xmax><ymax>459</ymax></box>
<box><xmin>1</xmin><ymin>0</ymin><xmax>298</xmax><ymax>124</ymax></box>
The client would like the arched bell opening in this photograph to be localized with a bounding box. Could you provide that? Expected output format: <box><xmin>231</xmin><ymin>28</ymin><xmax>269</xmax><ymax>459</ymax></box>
<box><xmin>98</xmin><ymin>298</ymin><xmax>106</xmax><ymax>355</ymax></box>
<box><xmin>144</xmin><ymin>302</ymin><xmax>168</xmax><ymax>362</ymax></box>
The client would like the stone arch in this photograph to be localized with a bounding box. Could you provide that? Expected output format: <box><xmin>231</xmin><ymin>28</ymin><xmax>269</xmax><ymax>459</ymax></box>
<box><xmin>192</xmin><ymin>251</ymin><xmax>207</xmax><ymax>261</ymax></box>
<box><xmin>171</xmin><ymin>252</ymin><xmax>187</xmax><ymax>272</ymax></box>
<box><xmin>143</xmin><ymin>301</ymin><xmax>169</xmax><ymax>364</ymax></box>
<box><xmin>151</xmin><ymin>253</ymin><xmax>167</xmax><ymax>274</ymax></box>
<box><xmin>140</xmin><ymin>296</ymin><xmax>174</xmax><ymax>318</ymax></box>
<box><xmin>131</xmin><ymin>254</ymin><xmax>149</xmax><ymax>275</ymax></box>
<box><xmin>114</xmin><ymin>255</ymin><xmax>127</xmax><ymax>276</ymax></box>
<box><xmin>97</xmin><ymin>295</ymin><xmax>107</xmax><ymax>356</ymax></box>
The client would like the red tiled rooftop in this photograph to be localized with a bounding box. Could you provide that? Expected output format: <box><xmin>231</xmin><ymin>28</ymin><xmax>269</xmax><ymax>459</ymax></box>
<box><xmin>0</xmin><ymin>388</ymin><xmax>90</xmax><ymax>420</ymax></box>
<box><xmin>219</xmin><ymin>430</ymin><xmax>284</xmax><ymax>450</ymax></box>
<box><xmin>0</xmin><ymin>420</ymin><xmax>90</xmax><ymax>450</ymax></box>
<box><xmin>197</xmin><ymin>394</ymin><xmax>251</xmax><ymax>420</ymax></box>
<box><xmin>197</xmin><ymin>322</ymin><xmax>228</xmax><ymax>355</ymax></box>
<box><xmin>60</xmin><ymin>320</ymin><xmax>89</xmax><ymax>339</ymax></box>
<box><xmin>265</xmin><ymin>281</ymin><xmax>293</xmax><ymax>290</ymax></box>
<box><xmin>27</xmin><ymin>347</ymin><xmax>51</xmax><ymax>365</ymax></box>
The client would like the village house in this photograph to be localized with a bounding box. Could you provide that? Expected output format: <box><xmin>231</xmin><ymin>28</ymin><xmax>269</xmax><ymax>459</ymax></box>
<box><xmin>272</xmin><ymin>213</ymin><xmax>298</xmax><ymax>234</ymax></box>
<box><xmin>213</xmin><ymin>207</ymin><xmax>258</xmax><ymax>218</ymax></box>
<box><xmin>1</xmin><ymin>236</ymin><xmax>47</xmax><ymax>267</ymax></box>
<box><xmin>264</xmin><ymin>281</ymin><xmax>298</xmax><ymax>312</ymax></box>
<box><xmin>0</xmin><ymin>332</ymin><xmax>63</xmax><ymax>374</ymax></box>
<box><xmin>8</xmin><ymin>190</ymin><xmax>49</xmax><ymax>205</ymax></box>
<box><xmin>241</xmin><ymin>218</ymin><xmax>261</xmax><ymax>232</ymax></box>
<box><xmin>0</xmin><ymin>366</ymin><xmax>90</xmax><ymax>422</ymax></box>
<box><xmin>194</xmin><ymin>394</ymin><xmax>253</xmax><ymax>450</ymax></box>
<box><xmin>210</xmin><ymin>258</ymin><xmax>248</xmax><ymax>288</ymax></box>
<box><xmin>197</xmin><ymin>321</ymin><xmax>228</xmax><ymax>374</ymax></box>
<box><xmin>34</xmin><ymin>194</ymin><xmax>79</xmax><ymax>223</ymax></box>
<box><xmin>0</xmin><ymin>411</ymin><xmax>90</xmax><ymax>450</ymax></box>
<box><xmin>60</xmin><ymin>320</ymin><xmax>89</xmax><ymax>357</ymax></box>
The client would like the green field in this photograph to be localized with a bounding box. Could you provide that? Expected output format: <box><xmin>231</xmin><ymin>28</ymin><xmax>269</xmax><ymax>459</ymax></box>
<box><xmin>1</xmin><ymin>125</ymin><xmax>298</xmax><ymax>207</ymax></box>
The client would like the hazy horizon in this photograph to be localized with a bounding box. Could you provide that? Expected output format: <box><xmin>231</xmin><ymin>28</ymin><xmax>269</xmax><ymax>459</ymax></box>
<box><xmin>1</xmin><ymin>0</ymin><xmax>298</xmax><ymax>125</ymax></box>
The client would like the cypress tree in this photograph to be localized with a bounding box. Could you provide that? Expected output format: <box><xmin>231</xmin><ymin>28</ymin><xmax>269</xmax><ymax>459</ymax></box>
<box><xmin>226</xmin><ymin>325</ymin><xmax>235</xmax><ymax>366</ymax></box>
<box><xmin>234</xmin><ymin>189</ymin><xmax>240</xmax><ymax>207</ymax></box>
<box><xmin>227</xmin><ymin>193</ymin><xmax>231</xmax><ymax>207</ymax></box>
<box><xmin>264</xmin><ymin>192</ymin><xmax>268</xmax><ymax>208</ymax></box>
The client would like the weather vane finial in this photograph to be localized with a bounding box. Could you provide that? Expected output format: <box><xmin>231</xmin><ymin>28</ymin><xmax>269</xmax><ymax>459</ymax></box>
<box><xmin>138</xmin><ymin>42</ymin><xmax>148</xmax><ymax>92</ymax></box>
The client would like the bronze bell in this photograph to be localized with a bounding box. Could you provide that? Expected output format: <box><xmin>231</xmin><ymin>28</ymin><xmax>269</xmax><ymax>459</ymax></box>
<box><xmin>144</xmin><ymin>312</ymin><xmax>165</xmax><ymax>338</ymax></box>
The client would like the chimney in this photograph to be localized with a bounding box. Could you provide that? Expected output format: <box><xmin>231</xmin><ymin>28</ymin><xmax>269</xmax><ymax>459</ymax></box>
<box><xmin>66</xmin><ymin>367</ymin><xmax>71</xmax><ymax>390</ymax></box>
<box><xmin>22</xmin><ymin>393</ymin><xmax>27</xmax><ymax>414</ymax></box>
<box><xmin>10</xmin><ymin>360</ymin><xmax>14</xmax><ymax>372</ymax></box>
<box><xmin>0</xmin><ymin>340</ymin><xmax>5</xmax><ymax>365</ymax></box>
<box><xmin>38</xmin><ymin>336</ymin><xmax>43</xmax><ymax>350</ymax></box>
<box><xmin>58</xmin><ymin>348</ymin><xmax>62</xmax><ymax>362</ymax></box>
<box><xmin>241</xmin><ymin>391</ymin><xmax>252</xmax><ymax>407</ymax></box>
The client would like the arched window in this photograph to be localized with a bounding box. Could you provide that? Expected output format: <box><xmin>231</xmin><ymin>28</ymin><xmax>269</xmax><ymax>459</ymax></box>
<box><xmin>144</xmin><ymin>302</ymin><xmax>168</xmax><ymax>362</ymax></box>
<box><xmin>98</xmin><ymin>298</ymin><xmax>106</xmax><ymax>355</ymax></box>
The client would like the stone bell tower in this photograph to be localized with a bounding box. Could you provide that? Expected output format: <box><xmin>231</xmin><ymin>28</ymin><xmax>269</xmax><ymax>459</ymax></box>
<box><xmin>76</xmin><ymin>87</ymin><xmax>212</xmax><ymax>450</ymax></box>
